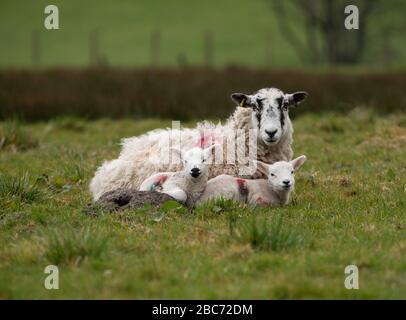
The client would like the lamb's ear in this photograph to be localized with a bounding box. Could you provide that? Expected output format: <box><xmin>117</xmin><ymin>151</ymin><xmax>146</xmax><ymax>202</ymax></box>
<box><xmin>290</xmin><ymin>155</ymin><xmax>307</xmax><ymax>170</ymax></box>
<box><xmin>253</xmin><ymin>160</ymin><xmax>269</xmax><ymax>175</ymax></box>
<box><xmin>231</xmin><ymin>93</ymin><xmax>255</xmax><ymax>108</ymax></box>
<box><xmin>284</xmin><ymin>91</ymin><xmax>308</xmax><ymax>107</ymax></box>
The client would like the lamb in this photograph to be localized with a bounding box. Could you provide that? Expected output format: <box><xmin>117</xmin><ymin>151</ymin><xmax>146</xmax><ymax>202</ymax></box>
<box><xmin>90</xmin><ymin>87</ymin><xmax>308</xmax><ymax>201</ymax></box>
<box><xmin>197</xmin><ymin>155</ymin><xmax>307</xmax><ymax>207</ymax></box>
<box><xmin>139</xmin><ymin>145</ymin><xmax>217</xmax><ymax>210</ymax></box>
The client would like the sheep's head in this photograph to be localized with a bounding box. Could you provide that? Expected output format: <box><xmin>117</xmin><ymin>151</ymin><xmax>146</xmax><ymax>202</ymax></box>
<box><xmin>231</xmin><ymin>88</ymin><xmax>307</xmax><ymax>146</ymax></box>
<box><xmin>171</xmin><ymin>145</ymin><xmax>218</xmax><ymax>179</ymax></box>
<box><xmin>254</xmin><ymin>155</ymin><xmax>307</xmax><ymax>192</ymax></box>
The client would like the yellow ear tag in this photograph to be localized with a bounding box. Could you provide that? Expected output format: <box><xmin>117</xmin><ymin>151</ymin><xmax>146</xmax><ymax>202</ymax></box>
<box><xmin>240</xmin><ymin>98</ymin><xmax>246</xmax><ymax>108</ymax></box>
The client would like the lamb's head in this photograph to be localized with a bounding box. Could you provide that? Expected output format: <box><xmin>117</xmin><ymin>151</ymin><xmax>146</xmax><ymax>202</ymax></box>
<box><xmin>231</xmin><ymin>88</ymin><xmax>307</xmax><ymax>146</ymax></box>
<box><xmin>171</xmin><ymin>145</ymin><xmax>218</xmax><ymax>179</ymax></box>
<box><xmin>254</xmin><ymin>155</ymin><xmax>307</xmax><ymax>192</ymax></box>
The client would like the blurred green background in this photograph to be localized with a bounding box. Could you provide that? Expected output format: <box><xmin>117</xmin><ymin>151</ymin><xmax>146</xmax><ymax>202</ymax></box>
<box><xmin>1</xmin><ymin>0</ymin><xmax>406</xmax><ymax>121</ymax></box>
<box><xmin>1</xmin><ymin>0</ymin><xmax>405</xmax><ymax>69</ymax></box>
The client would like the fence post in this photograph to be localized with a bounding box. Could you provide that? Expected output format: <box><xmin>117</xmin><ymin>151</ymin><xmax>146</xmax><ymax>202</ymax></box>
<box><xmin>89</xmin><ymin>30</ymin><xmax>100</xmax><ymax>66</ymax></box>
<box><xmin>150</xmin><ymin>29</ymin><xmax>161</xmax><ymax>67</ymax></box>
<box><xmin>177</xmin><ymin>53</ymin><xmax>188</xmax><ymax>68</ymax></box>
<box><xmin>265</xmin><ymin>38</ymin><xmax>273</xmax><ymax>67</ymax></box>
<box><xmin>204</xmin><ymin>30</ymin><xmax>214</xmax><ymax>67</ymax></box>
<box><xmin>31</xmin><ymin>30</ymin><xmax>40</xmax><ymax>68</ymax></box>
<box><xmin>381</xmin><ymin>29</ymin><xmax>395</xmax><ymax>68</ymax></box>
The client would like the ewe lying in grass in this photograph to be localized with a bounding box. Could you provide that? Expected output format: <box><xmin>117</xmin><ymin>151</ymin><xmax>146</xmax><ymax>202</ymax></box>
<box><xmin>139</xmin><ymin>145</ymin><xmax>217</xmax><ymax>210</ymax></box>
<box><xmin>90</xmin><ymin>87</ymin><xmax>308</xmax><ymax>200</ymax></box>
<box><xmin>197</xmin><ymin>155</ymin><xmax>307</xmax><ymax>207</ymax></box>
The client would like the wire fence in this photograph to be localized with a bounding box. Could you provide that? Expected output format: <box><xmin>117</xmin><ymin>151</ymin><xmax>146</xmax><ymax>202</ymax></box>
<box><xmin>30</xmin><ymin>29</ymin><xmax>218</xmax><ymax>68</ymax></box>
<box><xmin>28</xmin><ymin>28</ymin><xmax>400</xmax><ymax>69</ymax></box>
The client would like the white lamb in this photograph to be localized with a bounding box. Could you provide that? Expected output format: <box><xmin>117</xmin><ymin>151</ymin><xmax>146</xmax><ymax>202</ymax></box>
<box><xmin>139</xmin><ymin>145</ymin><xmax>217</xmax><ymax>209</ymax></box>
<box><xmin>197</xmin><ymin>155</ymin><xmax>307</xmax><ymax>207</ymax></box>
<box><xmin>90</xmin><ymin>87</ymin><xmax>308</xmax><ymax>201</ymax></box>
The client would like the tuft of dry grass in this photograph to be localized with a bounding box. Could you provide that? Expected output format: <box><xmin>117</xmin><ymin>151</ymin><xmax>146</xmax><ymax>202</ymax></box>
<box><xmin>0</xmin><ymin>119</ymin><xmax>38</xmax><ymax>152</ymax></box>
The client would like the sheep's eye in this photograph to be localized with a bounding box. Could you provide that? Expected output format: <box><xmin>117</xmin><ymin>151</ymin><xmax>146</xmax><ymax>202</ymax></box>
<box><xmin>270</xmin><ymin>173</ymin><xmax>275</xmax><ymax>177</ymax></box>
<box><xmin>291</xmin><ymin>171</ymin><xmax>294</xmax><ymax>174</ymax></box>
<box><xmin>276</xmin><ymin>97</ymin><xmax>283</xmax><ymax>107</ymax></box>
<box><xmin>202</xmin><ymin>159</ymin><xmax>206</xmax><ymax>163</ymax></box>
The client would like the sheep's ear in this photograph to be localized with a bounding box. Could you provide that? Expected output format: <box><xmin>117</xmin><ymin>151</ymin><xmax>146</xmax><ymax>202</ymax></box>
<box><xmin>231</xmin><ymin>93</ymin><xmax>254</xmax><ymax>108</ymax></box>
<box><xmin>253</xmin><ymin>160</ymin><xmax>269</xmax><ymax>175</ymax></box>
<box><xmin>284</xmin><ymin>91</ymin><xmax>308</xmax><ymax>107</ymax></box>
<box><xmin>290</xmin><ymin>155</ymin><xmax>307</xmax><ymax>170</ymax></box>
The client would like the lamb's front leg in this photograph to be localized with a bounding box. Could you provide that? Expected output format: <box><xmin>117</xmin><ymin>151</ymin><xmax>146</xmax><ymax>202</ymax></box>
<box><xmin>247</xmin><ymin>191</ymin><xmax>271</xmax><ymax>207</ymax></box>
<box><xmin>251</xmin><ymin>196</ymin><xmax>270</xmax><ymax>207</ymax></box>
<box><xmin>162</xmin><ymin>186</ymin><xmax>187</xmax><ymax>203</ymax></box>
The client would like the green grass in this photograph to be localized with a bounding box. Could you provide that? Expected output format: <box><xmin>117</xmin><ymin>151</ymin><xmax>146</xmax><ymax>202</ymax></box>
<box><xmin>232</xmin><ymin>214</ymin><xmax>302</xmax><ymax>252</ymax></box>
<box><xmin>0</xmin><ymin>118</ymin><xmax>39</xmax><ymax>152</ymax></box>
<box><xmin>43</xmin><ymin>227</ymin><xmax>111</xmax><ymax>266</ymax></box>
<box><xmin>0</xmin><ymin>172</ymin><xmax>43</xmax><ymax>205</ymax></box>
<box><xmin>0</xmin><ymin>0</ymin><xmax>294</xmax><ymax>68</ymax></box>
<box><xmin>1</xmin><ymin>0</ymin><xmax>405</xmax><ymax>69</ymax></box>
<box><xmin>1</xmin><ymin>110</ymin><xmax>406</xmax><ymax>299</ymax></box>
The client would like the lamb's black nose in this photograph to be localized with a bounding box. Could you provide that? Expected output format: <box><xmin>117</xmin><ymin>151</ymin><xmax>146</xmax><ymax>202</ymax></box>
<box><xmin>190</xmin><ymin>168</ymin><xmax>201</xmax><ymax>177</ymax></box>
<box><xmin>265</xmin><ymin>129</ymin><xmax>278</xmax><ymax>138</ymax></box>
<box><xmin>283</xmin><ymin>179</ymin><xmax>291</xmax><ymax>186</ymax></box>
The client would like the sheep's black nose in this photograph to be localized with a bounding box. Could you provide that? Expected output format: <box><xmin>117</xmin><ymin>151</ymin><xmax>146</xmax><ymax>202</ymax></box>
<box><xmin>265</xmin><ymin>129</ymin><xmax>278</xmax><ymax>138</ymax></box>
<box><xmin>283</xmin><ymin>180</ymin><xmax>291</xmax><ymax>186</ymax></box>
<box><xmin>190</xmin><ymin>168</ymin><xmax>201</xmax><ymax>177</ymax></box>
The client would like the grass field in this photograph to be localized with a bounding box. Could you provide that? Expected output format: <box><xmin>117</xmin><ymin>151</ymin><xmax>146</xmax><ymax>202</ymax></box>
<box><xmin>1</xmin><ymin>110</ymin><xmax>406</xmax><ymax>299</ymax></box>
<box><xmin>0</xmin><ymin>0</ymin><xmax>295</xmax><ymax>68</ymax></box>
<box><xmin>1</xmin><ymin>0</ymin><xmax>405</xmax><ymax>69</ymax></box>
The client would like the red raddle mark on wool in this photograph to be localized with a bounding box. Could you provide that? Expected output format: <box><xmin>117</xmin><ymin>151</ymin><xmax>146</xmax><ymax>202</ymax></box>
<box><xmin>195</xmin><ymin>131</ymin><xmax>216</xmax><ymax>148</ymax></box>
<box><xmin>157</xmin><ymin>175</ymin><xmax>168</xmax><ymax>184</ymax></box>
<box><xmin>236</xmin><ymin>178</ymin><xmax>248</xmax><ymax>197</ymax></box>
<box><xmin>150</xmin><ymin>175</ymin><xmax>169</xmax><ymax>191</ymax></box>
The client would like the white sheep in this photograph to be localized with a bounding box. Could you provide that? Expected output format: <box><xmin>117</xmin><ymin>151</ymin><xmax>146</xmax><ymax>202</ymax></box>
<box><xmin>90</xmin><ymin>87</ymin><xmax>308</xmax><ymax>201</ymax></box>
<box><xmin>139</xmin><ymin>145</ymin><xmax>217</xmax><ymax>209</ymax></box>
<box><xmin>197</xmin><ymin>155</ymin><xmax>307</xmax><ymax>207</ymax></box>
